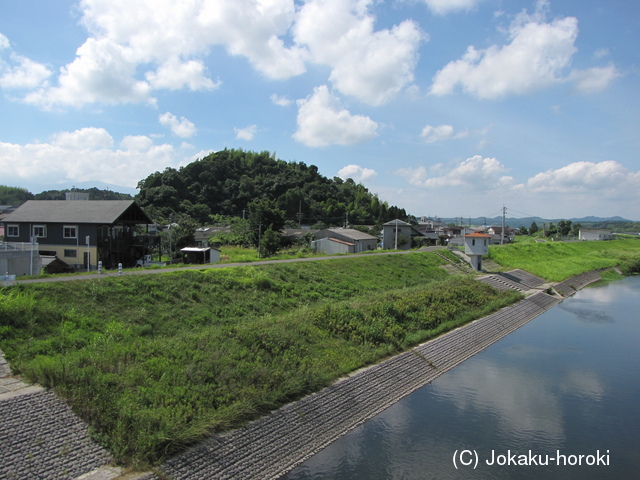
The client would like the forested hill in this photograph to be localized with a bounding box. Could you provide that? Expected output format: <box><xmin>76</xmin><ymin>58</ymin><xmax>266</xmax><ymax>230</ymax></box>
<box><xmin>135</xmin><ymin>148</ymin><xmax>406</xmax><ymax>225</ymax></box>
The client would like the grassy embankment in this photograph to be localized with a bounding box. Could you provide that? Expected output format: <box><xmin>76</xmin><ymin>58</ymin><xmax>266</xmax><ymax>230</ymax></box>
<box><xmin>0</xmin><ymin>251</ymin><xmax>521</xmax><ymax>468</ymax></box>
<box><xmin>2</xmin><ymin>238</ymin><xmax>638</xmax><ymax>467</ymax></box>
<box><xmin>488</xmin><ymin>237</ymin><xmax>640</xmax><ymax>282</ymax></box>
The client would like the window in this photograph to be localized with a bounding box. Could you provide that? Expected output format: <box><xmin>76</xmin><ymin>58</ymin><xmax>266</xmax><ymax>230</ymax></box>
<box><xmin>63</xmin><ymin>225</ymin><xmax>78</xmax><ymax>239</ymax></box>
<box><xmin>32</xmin><ymin>225</ymin><xmax>47</xmax><ymax>238</ymax></box>
<box><xmin>64</xmin><ymin>249</ymin><xmax>77</xmax><ymax>258</ymax></box>
<box><xmin>7</xmin><ymin>224</ymin><xmax>19</xmax><ymax>237</ymax></box>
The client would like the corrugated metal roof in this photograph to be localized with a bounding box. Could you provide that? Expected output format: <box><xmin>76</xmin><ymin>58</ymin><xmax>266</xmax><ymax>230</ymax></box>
<box><xmin>326</xmin><ymin>228</ymin><xmax>378</xmax><ymax>241</ymax></box>
<box><xmin>2</xmin><ymin>200</ymin><xmax>151</xmax><ymax>224</ymax></box>
<box><xmin>328</xmin><ymin>237</ymin><xmax>355</xmax><ymax>246</ymax></box>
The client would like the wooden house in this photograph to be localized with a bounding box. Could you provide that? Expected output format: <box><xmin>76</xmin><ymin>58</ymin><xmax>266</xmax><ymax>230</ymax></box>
<box><xmin>2</xmin><ymin>200</ymin><xmax>155</xmax><ymax>270</ymax></box>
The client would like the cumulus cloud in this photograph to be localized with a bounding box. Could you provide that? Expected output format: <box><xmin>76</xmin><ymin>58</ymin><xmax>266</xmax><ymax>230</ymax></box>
<box><xmin>0</xmin><ymin>127</ymin><xmax>176</xmax><ymax>187</ymax></box>
<box><xmin>234</xmin><ymin>124</ymin><xmax>258</xmax><ymax>141</ymax></box>
<box><xmin>293</xmin><ymin>85</ymin><xmax>378</xmax><ymax>147</ymax></box>
<box><xmin>294</xmin><ymin>0</ymin><xmax>424</xmax><ymax>105</ymax></box>
<box><xmin>419</xmin><ymin>0</ymin><xmax>479</xmax><ymax>15</ymax></box>
<box><xmin>20</xmin><ymin>0</ymin><xmax>305</xmax><ymax>108</ymax></box>
<box><xmin>159</xmin><ymin>112</ymin><xmax>197</xmax><ymax>138</ymax></box>
<box><xmin>420</xmin><ymin>124</ymin><xmax>468</xmax><ymax>143</ymax></box>
<box><xmin>0</xmin><ymin>34</ymin><xmax>52</xmax><ymax>90</ymax></box>
<box><xmin>430</xmin><ymin>2</ymin><xmax>617</xmax><ymax>99</ymax></box>
<box><xmin>6</xmin><ymin>0</ymin><xmax>425</xmax><ymax>108</ymax></box>
<box><xmin>527</xmin><ymin>160</ymin><xmax>640</xmax><ymax>194</ymax></box>
<box><xmin>338</xmin><ymin>164</ymin><xmax>378</xmax><ymax>182</ymax></box>
<box><xmin>396</xmin><ymin>155</ymin><xmax>513</xmax><ymax>190</ymax></box>
<box><xmin>146</xmin><ymin>58</ymin><xmax>220</xmax><ymax>91</ymax></box>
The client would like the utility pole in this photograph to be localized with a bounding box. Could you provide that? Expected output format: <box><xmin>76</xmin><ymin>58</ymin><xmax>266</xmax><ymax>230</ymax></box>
<box><xmin>394</xmin><ymin>221</ymin><xmax>398</xmax><ymax>250</ymax></box>
<box><xmin>297</xmin><ymin>200</ymin><xmax>302</xmax><ymax>228</ymax></box>
<box><xmin>501</xmin><ymin>205</ymin><xmax>506</xmax><ymax>245</ymax></box>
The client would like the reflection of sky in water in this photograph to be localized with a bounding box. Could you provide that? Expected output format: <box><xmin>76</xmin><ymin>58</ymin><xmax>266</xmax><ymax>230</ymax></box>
<box><xmin>283</xmin><ymin>277</ymin><xmax>640</xmax><ymax>480</ymax></box>
<box><xmin>431</xmin><ymin>358</ymin><xmax>566</xmax><ymax>446</ymax></box>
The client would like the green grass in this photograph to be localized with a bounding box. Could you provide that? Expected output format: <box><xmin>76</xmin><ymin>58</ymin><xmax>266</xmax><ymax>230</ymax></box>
<box><xmin>488</xmin><ymin>238</ymin><xmax>640</xmax><ymax>281</ymax></box>
<box><xmin>0</xmin><ymin>252</ymin><xmax>526</xmax><ymax>467</ymax></box>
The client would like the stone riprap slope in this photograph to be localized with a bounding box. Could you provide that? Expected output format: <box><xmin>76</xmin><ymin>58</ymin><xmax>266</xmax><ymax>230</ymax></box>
<box><xmin>477</xmin><ymin>269</ymin><xmax>548</xmax><ymax>292</ymax></box>
<box><xmin>0</xmin><ymin>351</ymin><xmax>113</xmax><ymax>480</ymax></box>
<box><xmin>553</xmin><ymin>270</ymin><xmax>604</xmax><ymax>297</ymax></box>
<box><xmin>144</xmin><ymin>289</ymin><xmax>561</xmax><ymax>480</ymax></box>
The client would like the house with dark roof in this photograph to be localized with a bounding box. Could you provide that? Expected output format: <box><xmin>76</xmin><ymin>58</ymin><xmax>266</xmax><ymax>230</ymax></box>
<box><xmin>312</xmin><ymin>228</ymin><xmax>378</xmax><ymax>254</ymax></box>
<box><xmin>2</xmin><ymin>200</ymin><xmax>155</xmax><ymax>270</ymax></box>
<box><xmin>382</xmin><ymin>219</ymin><xmax>429</xmax><ymax>250</ymax></box>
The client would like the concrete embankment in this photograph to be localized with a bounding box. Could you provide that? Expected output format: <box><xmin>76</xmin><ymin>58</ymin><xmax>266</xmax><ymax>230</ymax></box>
<box><xmin>142</xmin><ymin>271</ymin><xmax>563</xmax><ymax>480</ymax></box>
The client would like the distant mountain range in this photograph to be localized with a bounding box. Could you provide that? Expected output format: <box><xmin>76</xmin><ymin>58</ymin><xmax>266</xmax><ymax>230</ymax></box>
<box><xmin>431</xmin><ymin>216</ymin><xmax>637</xmax><ymax>230</ymax></box>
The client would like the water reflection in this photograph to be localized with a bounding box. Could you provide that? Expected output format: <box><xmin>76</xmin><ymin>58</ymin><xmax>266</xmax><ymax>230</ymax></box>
<box><xmin>282</xmin><ymin>276</ymin><xmax>640</xmax><ymax>480</ymax></box>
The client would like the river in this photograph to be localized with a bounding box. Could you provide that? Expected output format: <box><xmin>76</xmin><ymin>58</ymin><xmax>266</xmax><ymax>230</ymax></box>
<box><xmin>282</xmin><ymin>275</ymin><xmax>640</xmax><ymax>479</ymax></box>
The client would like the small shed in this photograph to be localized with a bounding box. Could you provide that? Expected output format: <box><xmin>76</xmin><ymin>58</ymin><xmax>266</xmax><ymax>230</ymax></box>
<box><xmin>41</xmin><ymin>255</ymin><xmax>71</xmax><ymax>274</ymax></box>
<box><xmin>180</xmin><ymin>246</ymin><xmax>221</xmax><ymax>264</ymax></box>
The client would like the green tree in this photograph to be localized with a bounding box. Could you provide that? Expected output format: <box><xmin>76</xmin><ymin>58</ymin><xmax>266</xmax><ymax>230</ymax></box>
<box><xmin>0</xmin><ymin>186</ymin><xmax>33</xmax><ymax>205</ymax></box>
<box><xmin>529</xmin><ymin>221</ymin><xmax>539</xmax><ymax>235</ymax></box>
<box><xmin>247</xmin><ymin>199</ymin><xmax>285</xmax><ymax>247</ymax></box>
<box><xmin>259</xmin><ymin>227</ymin><xmax>281</xmax><ymax>257</ymax></box>
<box><xmin>161</xmin><ymin>214</ymin><xmax>198</xmax><ymax>260</ymax></box>
<box><xmin>518</xmin><ymin>225</ymin><xmax>529</xmax><ymax>235</ymax></box>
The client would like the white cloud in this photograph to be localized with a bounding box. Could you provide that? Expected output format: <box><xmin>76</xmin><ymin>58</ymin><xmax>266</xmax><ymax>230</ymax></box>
<box><xmin>396</xmin><ymin>155</ymin><xmax>513</xmax><ymax>190</ymax></box>
<box><xmin>429</xmin><ymin>2</ymin><xmax>617</xmax><ymax>99</ymax></box>
<box><xmin>294</xmin><ymin>0</ymin><xmax>424</xmax><ymax>105</ymax></box>
<box><xmin>293</xmin><ymin>85</ymin><xmax>378</xmax><ymax>147</ymax></box>
<box><xmin>0</xmin><ymin>33</ymin><xmax>9</xmax><ymax>50</ymax></box>
<box><xmin>338</xmin><ymin>164</ymin><xmax>378</xmax><ymax>182</ymax></box>
<box><xmin>430</xmin><ymin>8</ymin><xmax>579</xmax><ymax>99</ymax></box>
<box><xmin>270</xmin><ymin>94</ymin><xmax>292</xmax><ymax>107</ymax></box>
<box><xmin>0</xmin><ymin>54</ymin><xmax>52</xmax><ymax>90</ymax></box>
<box><xmin>527</xmin><ymin>160</ymin><xmax>640</xmax><ymax>194</ymax></box>
<box><xmin>159</xmin><ymin>112</ymin><xmax>197</xmax><ymax>138</ymax></box>
<box><xmin>52</xmin><ymin>127</ymin><xmax>114</xmax><ymax>149</ymax></box>
<box><xmin>21</xmin><ymin>0</ymin><xmax>305</xmax><ymax>108</ymax></box>
<box><xmin>234</xmin><ymin>125</ymin><xmax>258</xmax><ymax>141</ymax></box>
<box><xmin>25</xmin><ymin>37</ymin><xmax>152</xmax><ymax>108</ymax></box>
<box><xmin>568</xmin><ymin>64</ymin><xmax>620</xmax><ymax>94</ymax></box>
<box><xmin>419</xmin><ymin>0</ymin><xmax>479</xmax><ymax>15</ymax></box>
<box><xmin>0</xmin><ymin>127</ymin><xmax>176</xmax><ymax>188</ymax></box>
<box><xmin>420</xmin><ymin>124</ymin><xmax>468</xmax><ymax>143</ymax></box>
<box><xmin>146</xmin><ymin>58</ymin><xmax>220</xmax><ymax>91</ymax></box>
<box><xmin>9</xmin><ymin>0</ymin><xmax>425</xmax><ymax>109</ymax></box>
<box><xmin>0</xmin><ymin>34</ymin><xmax>52</xmax><ymax>90</ymax></box>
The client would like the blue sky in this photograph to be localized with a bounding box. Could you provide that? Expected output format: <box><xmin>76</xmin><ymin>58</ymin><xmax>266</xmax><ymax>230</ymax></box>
<box><xmin>1</xmin><ymin>0</ymin><xmax>639</xmax><ymax>220</ymax></box>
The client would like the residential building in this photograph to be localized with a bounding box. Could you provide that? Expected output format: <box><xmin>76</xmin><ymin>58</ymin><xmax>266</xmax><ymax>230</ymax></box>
<box><xmin>2</xmin><ymin>200</ymin><xmax>155</xmax><ymax>270</ymax></box>
<box><xmin>579</xmin><ymin>228</ymin><xmax>612</xmax><ymax>241</ymax></box>
<box><xmin>382</xmin><ymin>219</ymin><xmax>430</xmax><ymax>250</ymax></box>
<box><xmin>312</xmin><ymin>228</ymin><xmax>378</xmax><ymax>254</ymax></box>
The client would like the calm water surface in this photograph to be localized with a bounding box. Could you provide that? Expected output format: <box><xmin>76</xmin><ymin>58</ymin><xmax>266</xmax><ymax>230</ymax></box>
<box><xmin>282</xmin><ymin>276</ymin><xmax>640</xmax><ymax>479</ymax></box>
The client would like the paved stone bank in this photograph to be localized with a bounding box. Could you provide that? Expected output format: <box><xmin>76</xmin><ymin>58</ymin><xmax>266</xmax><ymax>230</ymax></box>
<box><xmin>146</xmin><ymin>289</ymin><xmax>561</xmax><ymax>480</ymax></box>
<box><xmin>553</xmin><ymin>270</ymin><xmax>603</xmax><ymax>297</ymax></box>
<box><xmin>0</xmin><ymin>390</ymin><xmax>112</xmax><ymax>479</ymax></box>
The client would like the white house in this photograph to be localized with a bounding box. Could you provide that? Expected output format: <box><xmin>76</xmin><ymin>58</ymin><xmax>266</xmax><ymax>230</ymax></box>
<box><xmin>312</xmin><ymin>228</ymin><xmax>378</xmax><ymax>254</ymax></box>
<box><xmin>579</xmin><ymin>228</ymin><xmax>612</xmax><ymax>241</ymax></box>
<box><xmin>463</xmin><ymin>232</ymin><xmax>491</xmax><ymax>271</ymax></box>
